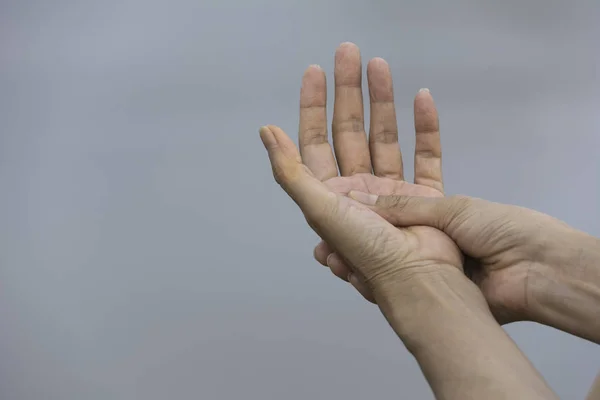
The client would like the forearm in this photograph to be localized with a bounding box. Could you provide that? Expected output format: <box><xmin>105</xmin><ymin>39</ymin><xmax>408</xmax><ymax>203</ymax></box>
<box><xmin>374</xmin><ymin>268</ymin><xmax>558</xmax><ymax>400</ymax></box>
<box><xmin>527</xmin><ymin>231</ymin><xmax>600</xmax><ymax>343</ymax></box>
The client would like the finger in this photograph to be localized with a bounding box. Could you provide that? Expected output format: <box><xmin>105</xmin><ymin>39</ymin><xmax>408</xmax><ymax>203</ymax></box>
<box><xmin>348</xmin><ymin>273</ymin><xmax>376</xmax><ymax>303</ymax></box>
<box><xmin>259</xmin><ymin>125</ymin><xmax>334</xmax><ymax>218</ymax></box>
<box><xmin>314</xmin><ymin>240</ymin><xmax>332</xmax><ymax>266</ymax></box>
<box><xmin>348</xmin><ymin>191</ymin><xmax>447</xmax><ymax>228</ymax></box>
<box><xmin>260</xmin><ymin>126</ymin><xmax>407</xmax><ymax>280</ymax></box>
<box><xmin>332</xmin><ymin>42</ymin><xmax>372</xmax><ymax>176</ymax></box>
<box><xmin>367</xmin><ymin>58</ymin><xmax>403</xmax><ymax>179</ymax></box>
<box><xmin>327</xmin><ymin>253</ymin><xmax>351</xmax><ymax>282</ymax></box>
<box><xmin>348</xmin><ymin>191</ymin><xmax>480</xmax><ymax>242</ymax></box>
<box><xmin>299</xmin><ymin>65</ymin><xmax>338</xmax><ymax>181</ymax></box>
<box><xmin>413</xmin><ymin>89</ymin><xmax>443</xmax><ymax>192</ymax></box>
<box><xmin>326</xmin><ymin>251</ymin><xmax>377</xmax><ymax>304</ymax></box>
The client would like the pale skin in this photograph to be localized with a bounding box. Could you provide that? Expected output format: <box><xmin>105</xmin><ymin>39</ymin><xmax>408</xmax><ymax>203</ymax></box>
<box><xmin>260</xmin><ymin>42</ymin><xmax>563</xmax><ymax>399</ymax></box>
<box><xmin>300</xmin><ymin>43</ymin><xmax>443</xmax><ymax>301</ymax></box>
<box><xmin>262</xmin><ymin>42</ymin><xmax>600</xmax><ymax>398</ymax></box>
<box><xmin>303</xmin><ymin>43</ymin><xmax>600</xmax><ymax>343</ymax></box>
<box><xmin>260</xmin><ymin>123</ymin><xmax>557</xmax><ymax>400</ymax></box>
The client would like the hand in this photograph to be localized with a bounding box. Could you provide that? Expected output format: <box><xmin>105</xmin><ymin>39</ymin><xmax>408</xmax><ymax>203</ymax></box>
<box><xmin>352</xmin><ymin>193</ymin><xmax>600</xmax><ymax>341</ymax></box>
<box><xmin>260</xmin><ymin>124</ymin><xmax>461</xmax><ymax>302</ymax></box>
<box><xmin>298</xmin><ymin>43</ymin><xmax>600</xmax><ymax>342</ymax></box>
<box><xmin>298</xmin><ymin>43</ymin><xmax>444</xmax><ymax>301</ymax></box>
<box><xmin>259</xmin><ymin>125</ymin><xmax>558</xmax><ymax>400</ymax></box>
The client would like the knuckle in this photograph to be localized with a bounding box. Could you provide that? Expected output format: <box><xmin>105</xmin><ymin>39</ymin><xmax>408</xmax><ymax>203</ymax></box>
<box><xmin>386</xmin><ymin>195</ymin><xmax>411</xmax><ymax>211</ymax></box>
<box><xmin>414</xmin><ymin>149</ymin><xmax>439</xmax><ymax>159</ymax></box>
<box><xmin>301</xmin><ymin>127</ymin><xmax>329</xmax><ymax>145</ymax></box>
<box><xmin>347</xmin><ymin>162</ymin><xmax>372</xmax><ymax>175</ymax></box>
<box><xmin>333</xmin><ymin>116</ymin><xmax>365</xmax><ymax>134</ymax></box>
<box><xmin>371</xmin><ymin>129</ymin><xmax>398</xmax><ymax>144</ymax></box>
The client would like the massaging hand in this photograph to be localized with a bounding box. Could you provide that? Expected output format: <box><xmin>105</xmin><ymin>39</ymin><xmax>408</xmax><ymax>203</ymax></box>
<box><xmin>260</xmin><ymin>122</ymin><xmax>470</xmax><ymax>314</ymax></box>
<box><xmin>350</xmin><ymin>193</ymin><xmax>600</xmax><ymax>335</ymax></box>
<box><xmin>300</xmin><ymin>45</ymin><xmax>600</xmax><ymax>338</ymax></box>
<box><xmin>259</xmin><ymin>124</ymin><xmax>561</xmax><ymax>400</ymax></box>
<box><xmin>259</xmin><ymin>43</ymin><xmax>565</xmax><ymax>400</ymax></box>
<box><xmin>297</xmin><ymin>43</ymin><xmax>445</xmax><ymax>301</ymax></box>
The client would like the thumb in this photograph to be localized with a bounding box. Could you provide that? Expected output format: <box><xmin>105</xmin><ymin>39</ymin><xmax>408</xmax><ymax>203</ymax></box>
<box><xmin>348</xmin><ymin>191</ymin><xmax>470</xmax><ymax>232</ymax></box>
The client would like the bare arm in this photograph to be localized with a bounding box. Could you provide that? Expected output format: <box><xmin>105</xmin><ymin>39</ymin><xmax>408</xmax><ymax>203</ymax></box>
<box><xmin>375</xmin><ymin>268</ymin><xmax>558</xmax><ymax>400</ymax></box>
<box><xmin>526</xmin><ymin>231</ymin><xmax>600</xmax><ymax>344</ymax></box>
<box><xmin>356</xmin><ymin>194</ymin><xmax>600</xmax><ymax>343</ymax></box>
<box><xmin>260</xmin><ymin>124</ymin><xmax>558</xmax><ymax>400</ymax></box>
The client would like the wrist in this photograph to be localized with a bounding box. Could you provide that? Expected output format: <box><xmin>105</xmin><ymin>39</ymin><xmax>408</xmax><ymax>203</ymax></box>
<box><xmin>374</xmin><ymin>264</ymin><xmax>558</xmax><ymax>399</ymax></box>
<box><xmin>371</xmin><ymin>265</ymin><xmax>492</xmax><ymax>350</ymax></box>
<box><xmin>526</xmin><ymin>231</ymin><xmax>600</xmax><ymax>343</ymax></box>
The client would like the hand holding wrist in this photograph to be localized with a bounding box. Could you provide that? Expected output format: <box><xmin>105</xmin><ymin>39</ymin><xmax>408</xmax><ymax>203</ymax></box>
<box><xmin>260</xmin><ymin>124</ymin><xmax>557</xmax><ymax>399</ymax></box>
<box><xmin>375</xmin><ymin>263</ymin><xmax>558</xmax><ymax>400</ymax></box>
<box><xmin>371</xmin><ymin>265</ymin><xmax>487</xmax><ymax>346</ymax></box>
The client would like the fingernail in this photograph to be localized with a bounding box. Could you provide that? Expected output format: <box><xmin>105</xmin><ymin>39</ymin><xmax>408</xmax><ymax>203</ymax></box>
<box><xmin>347</xmin><ymin>272</ymin><xmax>354</xmax><ymax>282</ymax></box>
<box><xmin>326</xmin><ymin>253</ymin><xmax>336</xmax><ymax>268</ymax></box>
<box><xmin>348</xmin><ymin>191</ymin><xmax>378</xmax><ymax>206</ymax></box>
<box><xmin>309</xmin><ymin>64</ymin><xmax>322</xmax><ymax>69</ymax></box>
<box><xmin>259</xmin><ymin>126</ymin><xmax>276</xmax><ymax>148</ymax></box>
<box><xmin>418</xmin><ymin>88</ymin><xmax>430</xmax><ymax>93</ymax></box>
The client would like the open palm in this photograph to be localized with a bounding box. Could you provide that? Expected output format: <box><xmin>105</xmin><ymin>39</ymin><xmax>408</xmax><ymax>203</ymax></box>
<box><xmin>299</xmin><ymin>43</ymin><xmax>445</xmax><ymax>302</ymax></box>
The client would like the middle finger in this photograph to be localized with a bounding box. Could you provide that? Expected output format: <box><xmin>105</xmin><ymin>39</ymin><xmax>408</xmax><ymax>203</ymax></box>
<box><xmin>332</xmin><ymin>43</ymin><xmax>372</xmax><ymax>176</ymax></box>
<box><xmin>367</xmin><ymin>58</ymin><xmax>403</xmax><ymax>179</ymax></box>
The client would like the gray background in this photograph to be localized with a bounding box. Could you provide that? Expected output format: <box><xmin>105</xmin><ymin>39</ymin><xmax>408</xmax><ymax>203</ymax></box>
<box><xmin>1</xmin><ymin>0</ymin><xmax>598</xmax><ymax>399</ymax></box>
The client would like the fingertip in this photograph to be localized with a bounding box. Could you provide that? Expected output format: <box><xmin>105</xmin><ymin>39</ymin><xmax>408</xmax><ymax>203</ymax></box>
<box><xmin>414</xmin><ymin>90</ymin><xmax>439</xmax><ymax>131</ymax></box>
<box><xmin>265</xmin><ymin>125</ymin><xmax>294</xmax><ymax>149</ymax></box>
<box><xmin>415</xmin><ymin>88</ymin><xmax>435</xmax><ymax>104</ymax></box>
<box><xmin>260</xmin><ymin>125</ymin><xmax>302</xmax><ymax>178</ymax></box>
<box><xmin>259</xmin><ymin>125</ymin><xmax>276</xmax><ymax>148</ymax></box>
<box><xmin>367</xmin><ymin>58</ymin><xmax>394</xmax><ymax>102</ymax></box>
<box><xmin>260</xmin><ymin>124</ymin><xmax>334</xmax><ymax>213</ymax></box>
<box><xmin>265</xmin><ymin>124</ymin><xmax>282</xmax><ymax>135</ymax></box>
<box><xmin>335</xmin><ymin>42</ymin><xmax>361</xmax><ymax>65</ymax></box>
<box><xmin>367</xmin><ymin>57</ymin><xmax>390</xmax><ymax>72</ymax></box>
<box><xmin>327</xmin><ymin>253</ymin><xmax>351</xmax><ymax>282</ymax></box>
<box><xmin>314</xmin><ymin>240</ymin><xmax>332</xmax><ymax>266</ymax></box>
<box><xmin>337</xmin><ymin>41</ymin><xmax>359</xmax><ymax>52</ymax></box>
<box><xmin>303</xmin><ymin>64</ymin><xmax>326</xmax><ymax>81</ymax></box>
<box><xmin>300</xmin><ymin>66</ymin><xmax>327</xmax><ymax>108</ymax></box>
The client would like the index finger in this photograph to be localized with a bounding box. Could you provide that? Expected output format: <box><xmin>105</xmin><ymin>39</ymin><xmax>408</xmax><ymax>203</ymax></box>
<box><xmin>299</xmin><ymin>65</ymin><xmax>338</xmax><ymax>181</ymax></box>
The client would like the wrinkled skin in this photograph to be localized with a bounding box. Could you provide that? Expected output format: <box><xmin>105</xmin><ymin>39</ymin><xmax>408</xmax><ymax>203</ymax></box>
<box><xmin>259</xmin><ymin>123</ymin><xmax>464</xmax><ymax>306</ymax></box>
<box><xmin>292</xmin><ymin>42</ymin><xmax>600</xmax><ymax>328</ymax></box>
<box><xmin>290</xmin><ymin>43</ymin><xmax>534</xmax><ymax>324</ymax></box>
